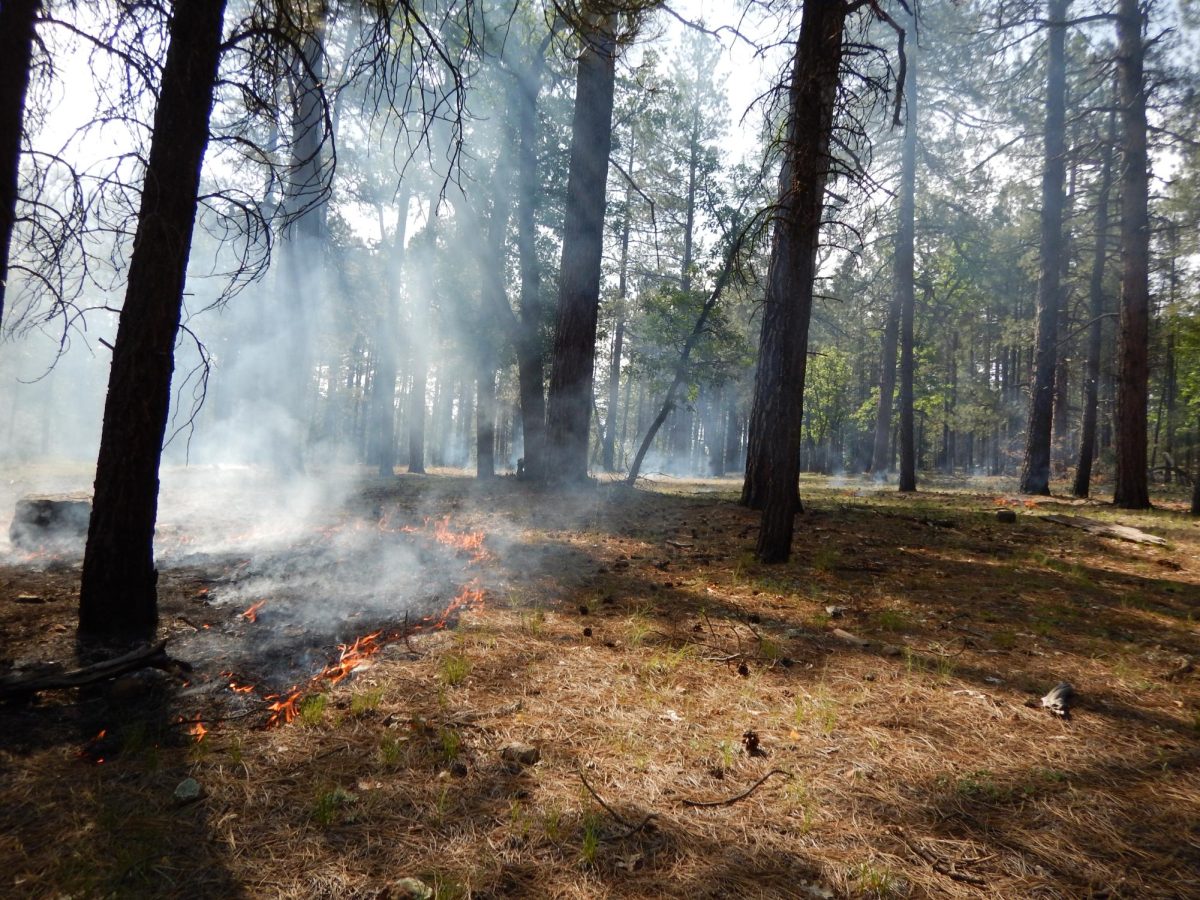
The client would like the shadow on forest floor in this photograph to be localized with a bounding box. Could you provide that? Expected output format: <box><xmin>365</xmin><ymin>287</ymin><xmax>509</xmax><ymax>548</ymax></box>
<box><xmin>1</xmin><ymin>469</ymin><xmax>1198</xmax><ymax>897</ymax></box>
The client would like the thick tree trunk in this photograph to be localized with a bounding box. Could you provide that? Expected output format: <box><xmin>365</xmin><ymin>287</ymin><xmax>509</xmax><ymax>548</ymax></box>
<box><xmin>896</xmin><ymin>34</ymin><xmax>919</xmax><ymax>493</ymax></box>
<box><xmin>545</xmin><ymin>14</ymin><xmax>618</xmax><ymax>484</ymax></box>
<box><xmin>1018</xmin><ymin>0</ymin><xmax>1068</xmax><ymax>496</ymax></box>
<box><xmin>740</xmin><ymin>0</ymin><xmax>845</xmax><ymax>561</ymax></box>
<box><xmin>1113</xmin><ymin>0</ymin><xmax>1151</xmax><ymax>509</ymax></box>
<box><xmin>79</xmin><ymin>0</ymin><xmax>227</xmax><ymax>641</ymax></box>
<box><xmin>408</xmin><ymin>359</ymin><xmax>427</xmax><ymax>473</ymax></box>
<box><xmin>0</xmin><ymin>0</ymin><xmax>39</xmax><ymax>325</ymax></box>
<box><xmin>1073</xmin><ymin>108</ymin><xmax>1115</xmax><ymax>498</ymax></box>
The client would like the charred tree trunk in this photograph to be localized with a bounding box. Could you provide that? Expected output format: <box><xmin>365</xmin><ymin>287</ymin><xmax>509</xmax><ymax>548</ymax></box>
<box><xmin>1113</xmin><ymin>0</ymin><xmax>1151</xmax><ymax>509</ymax></box>
<box><xmin>1018</xmin><ymin>0</ymin><xmax>1068</xmax><ymax>496</ymax></box>
<box><xmin>740</xmin><ymin>0</ymin><xmax>846</xmax><ymax>561</ymax></box>
<box><xmin>546</xmin><ymin>14</ymin><xmax>618</xmax><ymax>484</ymax></box>
<box><xmin>79</xmin><ymin>0</ymin><xmax>227</xmax><ymax>641</ymax></box>
<box><xmin>896</xmin><ymin>34</ymin><xmax>919</xmax><ymax>493</ymax></box>
<box><xmin>1073</xmin><ymin>108</ymin><xmax>1115</xmax><ymax>498</ymax></box>
<box><xmin>0</xmin><ymin>0</ymin><xmax>39</xmax><ymax>324</ymax></box>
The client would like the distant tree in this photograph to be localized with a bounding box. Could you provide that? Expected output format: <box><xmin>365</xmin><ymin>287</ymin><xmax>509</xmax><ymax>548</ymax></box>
<box><xmin>1073</xmin><ymin>103</ymin><xmax>1116</xmax><ymax>498</ymax></box>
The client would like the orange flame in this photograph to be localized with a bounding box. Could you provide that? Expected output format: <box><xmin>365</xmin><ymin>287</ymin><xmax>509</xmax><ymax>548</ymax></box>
<box><xmin>241</xmin><ymin>600</ymin><xmax>266</xmax><ymax>623</ymax></box>
<box><xmin>181</xmin><ymin>715</ymin><xmax>207</xmax><ymax>744</ymax></box>
<box><xmin>431</xmin><ymin>517</ymin><xmax>489</xmax><ymax>560</ymax></box>
<box><xmin>321</xmin><ymin>631</ymin><xmax>383</xmax><ymax>684</ymax></box>
<box><xmin>266</xmin><ymin>688</ymin><xmax>301</xmax><ymax>726</ymax></box>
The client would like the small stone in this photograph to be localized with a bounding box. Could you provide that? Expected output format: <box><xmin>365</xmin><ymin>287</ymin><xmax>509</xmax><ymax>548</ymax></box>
<box><xmin>391</xmin><ymin>877</ymin><xmax>434</xmax><ymax>899</ymax></box>
<box><xmin>825</xmin><ymin>605</ymin><xmax>847</xmax><ymax>618</ymax></box>
<box><xmin>1040</xmin><ymin>681</ymin><xmax>1075</xmax><ymax>717</ymax></box>
<box><xmin>173</xmin><ymin>777</ymin><xmax>203</xmax><ymax>803</ymax></box>
<box><xmin>881</xmin><ymin>644</ymin><xmax>903</xmax><ymax>658</ymax></box>
<box><xmin>996</xmin><ymin>509</ymin><xmax>1017</xmax><ymax>524</ymax></box>
<box><xmin>500</xmin><ymin>743</ymin><xmax>540</xmax><ymax>767</ymax></box>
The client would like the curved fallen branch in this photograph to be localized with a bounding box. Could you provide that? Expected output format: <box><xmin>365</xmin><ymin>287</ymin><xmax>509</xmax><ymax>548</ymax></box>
<box><xmin>679</xmin><ymin>768</ymin><xmax>792</xmax><ymax>808</ymax></box>
<box><xmin>578</xmin><ymin>767</ymin><xmax>656</xmax><ymax>840</ymax></box>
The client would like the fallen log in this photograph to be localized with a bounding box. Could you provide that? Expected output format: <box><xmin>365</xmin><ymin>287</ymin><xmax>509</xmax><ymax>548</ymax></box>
<box><xmin>1041</xmin><ymin>514</ymin><xmax>1166</xmax><ymax>546</ymax></box>
<box><xmin>0</xmin><ymin>640</ymin><xmax>172</xmax><ymax>699</ymax></box>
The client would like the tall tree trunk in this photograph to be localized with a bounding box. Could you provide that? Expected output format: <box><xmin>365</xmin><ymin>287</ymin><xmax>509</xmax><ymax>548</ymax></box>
<box><xmin>511</xmin><ymin>59</ymin><xmax>548</xmax><ymax>482</ymax></box>
<box><xmin>602</xmin><ymin>137</ymin><xmax>634</xmax><ymax>474</ymax></box>
<box><xmin>870</xmin><ymin>280</ymin><xmax>901</xmax><ymax>476</ymax></box>
<box><xmin>1018</xmin><ymin>0</ymin><xmax>1068</xmax><ymax>495</ymax></box>
<box><xmin>79</xmin><ymin>0</ymin><xmax>227</xmax><ymax>641</ymax></box>
<box><xmin>602</xmin><ymin>317</ymin><xmax>625</xmax><ymax>471</ymax></box>
<box><xmin>1073</xmin><ymin>107</ymin><xmax>1115</xmax><ymax>498</ymax></box>
<box><xmin>896</xmin><ymin>32</ymin><xmax>919</xmax><ymax>493</ymax></box>
<box><xmin>476</xmin><ymin>362</ymin><xmax>496</xmax><ymax>479</ymax></box>
<box><xmin>545</xmin><ymin>14</ymin><xmax>618</xmax><ymax>484</ymax></box>
<box><xmin>1113</xmin><ymin>0</ymin><xmax>1151</xmax><ymax>509</ymax></box>
<box><xmin>740</xmin><ymin>0</ymin><xmax>846</xmax><ymax>561</ymax></box>
<box><xmin>276</xmin><ymin>6</ymin><xmax>329</xmax><ymax>472</ymax></box>
<box><xmin>0</xmin><ymin>0</ymin><xmax>39</xmax><ymax>325</ymax></box>
<box><xmin>373</xmin><ymin>193</ymin><xmax>411</xmax><ymax>476</ymax></box>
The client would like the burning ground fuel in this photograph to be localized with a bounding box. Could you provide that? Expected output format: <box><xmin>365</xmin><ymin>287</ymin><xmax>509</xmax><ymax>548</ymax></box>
<box><xmin>169</xmin><ymin>512</ymin><xmax>494</xmax><ymax>738</ymax></box>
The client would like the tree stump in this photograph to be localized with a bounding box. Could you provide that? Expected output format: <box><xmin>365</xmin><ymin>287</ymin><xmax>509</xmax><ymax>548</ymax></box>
<box><xmin>9</xmin><ymin>494</ymin><xmax>92</xmax><ymax>551</ymax></box>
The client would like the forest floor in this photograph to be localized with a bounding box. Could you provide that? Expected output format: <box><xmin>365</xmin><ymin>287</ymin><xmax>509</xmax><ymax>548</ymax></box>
<box><xmin>1</xmin><ymin>468</ymin><xmax>1199</xmax><ymax>899</ymax></box>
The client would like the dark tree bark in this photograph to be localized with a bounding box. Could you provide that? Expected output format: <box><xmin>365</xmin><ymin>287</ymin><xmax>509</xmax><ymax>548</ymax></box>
<box><xmin>1113</xmin><ymin>0</ymin><xmax>1151</xmax><ymax>509</ymax></box>
<box><xmin>0</xmin><ymin>0</ymin><xmax>39</xmax><ymax>325</ymax></box>
<box><xmin>79</xmin><ymin>0</ymin><xmax>228</xmax><ymax>641</ymax></box>
<box><xmin>1073</xmin><ymin>107</ymin><xmax>1115</xmax><ymax>498</ymax></box>
<box><xmin>1018</xmin><ymin>0</ymin><xmax>1068</xmax><ymax>496</ymax></box>
<box><xmin>740</xmin><ymin>0</ymin><xmax>846</xmax><ymax>562</ymax></box>
<box><xmin>545</xmin><ymin>14</ymin><xmax>618</xmax><ymax>484</ymax></box>
<box><xmin>896</xmin><ymin>31</ymin><xmax>918</xmax><ymax>493</ymax></box>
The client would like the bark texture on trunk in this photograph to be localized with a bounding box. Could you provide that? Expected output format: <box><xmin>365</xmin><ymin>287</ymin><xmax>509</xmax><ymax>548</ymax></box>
<box><xmin>1019</xmin><ymin>0</ymin><xmax>1068</xmax><ymax>496</ymax></box>
<box><xmin>1073</xmin><ymin>108</ymin><xmax>1115</xmax><ymax>498</ymax></box>
<box><xmin>0</xmin><ymin>0</ymin><xmax>39</xmax><ymax>324</ymax></box>
<box><xmin>545</xmin><ymin>15</ymin><xmax>618</xmax><ymax>484</ymax></box>
<box><xmin>1113</xmin><ymin>0</ymin><xmax>1151</xmax><ymax>509</ymax></box>
<box><xmin>79</xmin><ymin>0</ymin><xmax>228</xmax><ymax>641</ymax></box>
<box><xmin>896</xmin><ymin>29</ymin><xmax>918</xmax><ymax>493</ymax></box>
<box><xmin>740</xmin><ymin>0</ymin><xmax>846</xmax><ymax>562</ymax></box>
